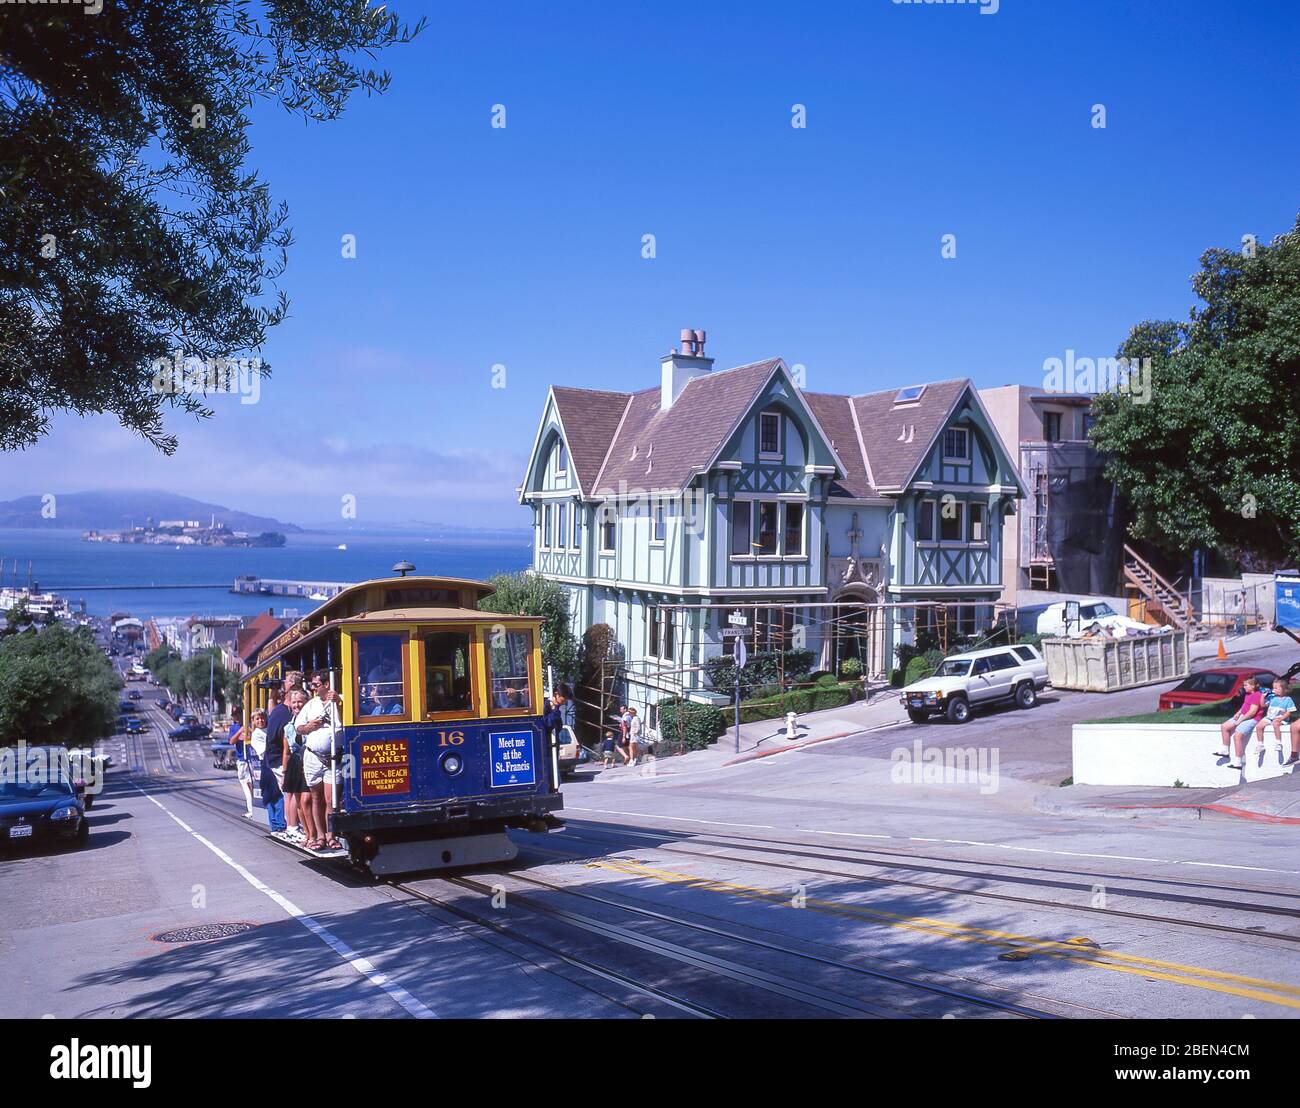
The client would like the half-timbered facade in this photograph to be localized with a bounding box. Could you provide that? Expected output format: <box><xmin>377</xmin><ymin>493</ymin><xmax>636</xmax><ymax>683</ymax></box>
<box><xmin>519</xmin><ymin>331</ymin><xmax>1025</xmax><ymax>718</ymax></box>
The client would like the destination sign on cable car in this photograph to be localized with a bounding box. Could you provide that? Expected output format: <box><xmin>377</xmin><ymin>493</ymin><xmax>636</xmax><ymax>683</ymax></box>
<box><xmin>489</xmin><ymin>730</ymin><xmax>536</xmax><ymax>788</ymax></box>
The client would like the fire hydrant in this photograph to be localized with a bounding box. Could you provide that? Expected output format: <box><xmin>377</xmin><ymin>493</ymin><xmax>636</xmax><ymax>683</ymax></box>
<box><xmin>785</xmin><ymin>711</ymin><xmax>797</xmax><ymax>740</ymax></box>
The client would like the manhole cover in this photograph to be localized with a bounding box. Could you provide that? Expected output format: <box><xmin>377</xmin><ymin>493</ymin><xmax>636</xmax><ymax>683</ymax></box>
<box><xmin>152</xmin><ymin>923</ymin><xmax>257</xmax><ymax>943</ymax></box>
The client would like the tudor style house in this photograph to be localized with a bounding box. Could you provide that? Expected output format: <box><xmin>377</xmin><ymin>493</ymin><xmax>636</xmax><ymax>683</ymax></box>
<box><xmin>519</xmin><ymin>329</ymin><xmax>1025</xmax><ymax>721</ymax></box>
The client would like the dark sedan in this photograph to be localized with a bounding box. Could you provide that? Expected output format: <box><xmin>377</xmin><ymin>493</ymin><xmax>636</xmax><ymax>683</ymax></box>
<box><xmin>168</xmin><ymin>723</ymin><xmax>208</xmax><ymax>740</ymax></box>
<box><xmin>0</xmin><ymin>776</ymin><xmax>88</xmax><ymax>849</ymax></box>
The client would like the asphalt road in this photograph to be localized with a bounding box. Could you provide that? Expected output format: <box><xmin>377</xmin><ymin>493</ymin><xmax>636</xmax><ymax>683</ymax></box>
<box><xmin>3</xmin><ymin>644</ymin><xmax>1299</xmax><ymax>1019</ymax></box>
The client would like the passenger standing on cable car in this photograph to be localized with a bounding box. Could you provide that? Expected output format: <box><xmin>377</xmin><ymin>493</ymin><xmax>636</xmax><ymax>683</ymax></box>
<box><xmin>541</xmin><ymin>685</ymin><xmax>568</xmax><ymax>759</ymax></box>
<box><xmin>260</xmin><ymin>688</ymin><xmax>289</xmax><ymax>833</ymax></box>
<box><xmin>298</xmin><ymin>672</ymin><xmax>341</xmax><ymax>852</ymax></box>
<box><xmin>283</xmin><ymin>686</ymin><xmax>314</xmax><ymax>844</ymax></box>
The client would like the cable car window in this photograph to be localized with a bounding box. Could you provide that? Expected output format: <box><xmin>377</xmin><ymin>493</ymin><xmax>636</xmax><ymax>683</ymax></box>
<box><xmin>487</xmin><ymin>629</ymin><xmax>533</xmax><ymax>714</ymax></box>
<box><xmin>382</xmin><ymin>587</ymin><xmax>458</xmax><ymax>607</ymax></box>
<box><xmin>425</xmin><ymin>631</ymin><xmax>473</xmax><ymax>715</ymax></box>
<box><xmin>356</xmin><ymin>634</ymin><xmax>406</xmax><ymax>716</ymax></box>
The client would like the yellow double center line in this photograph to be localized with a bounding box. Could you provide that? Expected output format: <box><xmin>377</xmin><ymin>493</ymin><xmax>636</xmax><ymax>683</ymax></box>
<box><xmin>592</xmin><ymin>858</ymin><xmax>1300</xmax><ymax>1011</ymax></box>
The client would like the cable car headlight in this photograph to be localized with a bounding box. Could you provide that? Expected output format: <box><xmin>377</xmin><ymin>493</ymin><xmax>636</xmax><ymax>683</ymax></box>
<box><xmin>441</xmin><ymin>751</ymin><xmax>464</xmax><ymax>776</ymax></box>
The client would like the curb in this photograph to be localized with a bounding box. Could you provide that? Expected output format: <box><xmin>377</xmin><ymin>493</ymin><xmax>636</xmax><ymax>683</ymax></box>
<box><xmin>722</xmin><ymin>730</ymin><xmax>860</xmax><ymax>766</ymax></box>
<box><xmin>1034</xmin><ymin>793</ymin><xmax>1300</xmax><ymax>824</ymax></box>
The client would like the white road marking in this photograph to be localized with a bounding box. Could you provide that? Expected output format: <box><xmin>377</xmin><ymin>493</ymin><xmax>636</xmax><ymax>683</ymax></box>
<box><xmin>566</xmin><ymin>806</ymin><xmax>774</xmax><ymax>830</ymax></box>
<box><xmin>134</xmin><ymin>785</ymin><xmax>438</xmax><ymax>1018</ymax></box>
<box><xmin>567</xmin><ymin>807</ymin><xmax>1300</xmax><ymax>877</ymax></box>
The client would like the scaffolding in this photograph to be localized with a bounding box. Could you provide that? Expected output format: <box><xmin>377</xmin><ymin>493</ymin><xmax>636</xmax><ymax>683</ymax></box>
<box><xmin>563</xmin><ymin>598</ymin><xmax>1018</xmax><ymax>758</ymax></box>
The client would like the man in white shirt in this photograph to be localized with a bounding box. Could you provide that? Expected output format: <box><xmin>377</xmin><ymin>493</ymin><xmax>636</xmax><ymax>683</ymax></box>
<box><xmin>296</xmin><ymin>671</ymin><xmax>341</xmax><ymax>849</ymax></box>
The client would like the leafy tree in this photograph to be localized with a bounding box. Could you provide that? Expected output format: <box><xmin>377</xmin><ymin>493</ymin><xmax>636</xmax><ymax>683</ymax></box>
<box><xmin>2</xmin><ymin>599</ymin><xmax>35</xmax><ymax>639</ymax></box>
<box><xmin>0</xmin><ymin>623</ymin><xmax>119</xmax><ymax>744</ymax></box>
<box><xmin>1089</xmin><ymin>213</ymin><xmax>1300</xmax><ymax>569</ymax></box>
<box><xmin>575</xmin><ymin>623</ymin><xmax>622</xmax><ymax>743</ymax></box>
<box><xmin>1</xmin><ymin>1</ymin><xmax>423</xmax><ymax>452</ymax></box>
<box><xmin>478</xmin><ymin>571</ymin><xmax>579</xmax><ymax>683</ymax></box>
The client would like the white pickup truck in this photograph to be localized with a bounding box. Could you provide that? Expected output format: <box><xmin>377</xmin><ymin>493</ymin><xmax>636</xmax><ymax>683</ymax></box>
<box><xmin>900</xmin><ymin>644</ymin><xmax>1050</xmax><ymax>724</ymax></box>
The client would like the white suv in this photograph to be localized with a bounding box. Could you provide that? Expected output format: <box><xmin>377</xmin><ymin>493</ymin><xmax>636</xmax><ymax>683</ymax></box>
<box><xmin>900</xmin><ymin>644</ymin><xmax>1049</xmax><ymax>724</ymax></box>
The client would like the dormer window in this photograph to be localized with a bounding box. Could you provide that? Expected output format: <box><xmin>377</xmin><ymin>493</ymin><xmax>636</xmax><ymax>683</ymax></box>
<box><xmin>942</xmin><ymin>427</ymin><xmax>971</xmax><ymax>462</ymax></box>
<box><xmin>759</xmin><ymin>411</ymin><xmax>781</xmax><ymax>455</ymax></box>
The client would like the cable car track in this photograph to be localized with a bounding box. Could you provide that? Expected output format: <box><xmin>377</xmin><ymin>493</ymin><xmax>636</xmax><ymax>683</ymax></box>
<box><xmin>550</xmin><ymin>822</ymin><xmax>1300</xmax><ymax>946</ymax></box>
<box><xmin>443</xmin><ymin>869</ymin><xmax>1075</xmax><ymax>1018</ymax></box>
<box><xmin>131</xmin><ymin>774</ymin><xmax>1062</xmax><ymax>1018</ymax></box>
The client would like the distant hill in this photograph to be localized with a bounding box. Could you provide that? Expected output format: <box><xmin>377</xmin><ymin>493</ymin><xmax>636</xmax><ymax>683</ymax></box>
<box><xmin>0</xmin><ymin>490</ymin><xmax>301</xmax><ymax>533</ymax></box>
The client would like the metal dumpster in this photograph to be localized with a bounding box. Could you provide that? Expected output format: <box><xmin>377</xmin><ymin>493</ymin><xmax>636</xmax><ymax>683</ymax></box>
<box><xmin>1043</xmin><ymin>630</ymin><xmax>1189</xmax><ymax>692</ymax></box>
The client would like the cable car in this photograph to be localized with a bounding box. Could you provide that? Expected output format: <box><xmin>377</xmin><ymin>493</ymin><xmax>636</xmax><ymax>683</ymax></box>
<box><xmin>242</xmin><ymin>568</ymin><xmax>563</xmax><ymax>874</ymax></box>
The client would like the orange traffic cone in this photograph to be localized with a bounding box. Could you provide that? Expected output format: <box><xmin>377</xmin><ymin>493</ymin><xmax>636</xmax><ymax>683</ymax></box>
<box><xmin>1217</xmin><ymin>639</ymin><xmax>1228</xmax><ymax>661</ymax></box>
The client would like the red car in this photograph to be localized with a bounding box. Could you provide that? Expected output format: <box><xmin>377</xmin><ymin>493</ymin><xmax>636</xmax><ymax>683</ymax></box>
<box><xmin>1158</xmin><ymin>667</ymin><xmax>1278</xmax><ymax>712</ymax></box>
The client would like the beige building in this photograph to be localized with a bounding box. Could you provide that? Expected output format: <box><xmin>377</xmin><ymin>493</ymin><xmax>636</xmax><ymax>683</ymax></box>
<box><xmin>979</xmin><ymin>385</ymin><xmax>1118</xmax><ymax>605</ymax></box>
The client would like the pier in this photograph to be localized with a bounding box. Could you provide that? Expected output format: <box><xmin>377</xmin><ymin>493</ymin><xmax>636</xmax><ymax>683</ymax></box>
<box><xmin>231</xmin><ymin>575</ymin><xmax>352</xmax><ymax>600</ymax></box>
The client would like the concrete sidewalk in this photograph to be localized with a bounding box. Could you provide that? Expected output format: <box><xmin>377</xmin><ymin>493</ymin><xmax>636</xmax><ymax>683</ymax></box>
<box><xmin>1036</xmin><ymin>773</ymin><xmax>1300</xmax><ymax>824</ymax></box>
<box><xmin>587</xmin><ymin>685</ymin><xmax>908</xmax><ymax>781</ymax></box>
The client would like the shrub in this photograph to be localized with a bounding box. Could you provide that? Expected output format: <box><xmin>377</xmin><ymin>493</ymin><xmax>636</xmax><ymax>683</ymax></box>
<box><xmin>839</xmin><ymin>656</ymin><xmax>862</xmax><ymax>679</ymax></box>
<box><xmin>1016</xmin><ymin>632</ymin><xmax>1044</xmax><ymax>648</ymax></box>
<box><xmin>889</xmin><ymin>668</ymin><xmax>904</xmax><ymax>688</ymax></box>
<box><xmin>657</xmin><ymin>697</ymin><xmax>726</xmax><ymax>752</ymax></box>
<box><xmin>704</xmin><ymin>648</ymin><xmax>816</xmax><ymax>696</ymax></box>
<box><xmin>904</xmin><ymin>655</ymin><xmax>935</xmax><ymax>685</ymax></box>
<box><xmin>815</xmin><ymin>672</ymin><xmax>838</xmax><ymax>687</ymax></box>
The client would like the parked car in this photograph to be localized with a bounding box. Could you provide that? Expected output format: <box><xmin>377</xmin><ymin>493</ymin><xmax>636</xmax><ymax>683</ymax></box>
<box><xmin>127</xmin><ymin>689</ymin><xmax>142</xmax><ymax>701</ymax></box>
<box><xmin>168</xmin><ymin>723</ymin><xmax>208</xmax><ymax>741</ymax></box>
<box><xmin>125</xmin><ymin>718</ymin><xmax>147</xmax><ymax>734</ymax></box>
<box><xmin>1158</xmin><ymin>667</ymin><xmax>1278</xmax><ymax>712</ymax></box>
<box><xmin>557</xmin><ymin>725</ymin><xmax>585</xmax><ymax>777</ymax></box>
<box><xmin>0</xmin><ymin>758</ymin><xmax>88</xmax><ymax>849</ymax></box>
<box><xmin>900</xmin><ymin>644</ymin><xmax>1049</xmax><ymax>724</ymax></box>
<box><xmin>1036</xmin><ymin>599</ymin><xmax>1151</xmax><ymax>639</ymax></box>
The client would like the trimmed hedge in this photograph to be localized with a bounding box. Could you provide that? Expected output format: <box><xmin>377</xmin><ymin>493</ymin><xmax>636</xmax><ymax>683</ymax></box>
<box><xmin>657</xmin><ymin>697</ymin><xmax>727</xmax><ymax>752</ymax></box>
<box><xmin>705</xmin><ymin>649</ymin><xmax>816</xmax><ymax>697</ymax></box>
<box><xmin>736</xmin><ymin>682</ymin><xmax>857</xmax><ymax>724</ymax></box>
<box><xmin>904</xmin><ymin>655</ymin><xmax>935</xmax><ymax>685</ymax></box>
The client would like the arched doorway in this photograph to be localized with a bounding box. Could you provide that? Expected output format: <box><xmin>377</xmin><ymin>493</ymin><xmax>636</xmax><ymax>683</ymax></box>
<box><xmin>833</xmin><ymin>584</ymin><xmax>883</xmax><ymax>678</ymax></box>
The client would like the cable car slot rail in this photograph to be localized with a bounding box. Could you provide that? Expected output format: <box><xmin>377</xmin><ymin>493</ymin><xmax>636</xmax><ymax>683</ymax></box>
<box><xmin>550</xmin><ymin>824</ymin><xmax>1300</xmax><ymax>945</ymax></box>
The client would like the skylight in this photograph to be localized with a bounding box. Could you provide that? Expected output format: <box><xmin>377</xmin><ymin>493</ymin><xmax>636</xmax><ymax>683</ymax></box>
<box><xmin>893</xmin><ymin>385</ymin><xmax>926</xmax><ymax>405</ymax></box>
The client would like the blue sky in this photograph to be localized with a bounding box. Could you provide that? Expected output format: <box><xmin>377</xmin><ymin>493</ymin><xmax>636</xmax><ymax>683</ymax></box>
<box><xmin>6</xmin><ymin>0</ymin><xmax>1298</xmax><ymax>528</ymax></box>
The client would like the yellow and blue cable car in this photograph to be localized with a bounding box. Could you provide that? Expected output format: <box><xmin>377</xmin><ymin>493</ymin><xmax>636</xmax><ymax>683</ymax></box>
<box><xmin>242</xmin><ymin>569</ymin><xmax>563</xmax><ymax>874</ymax></box>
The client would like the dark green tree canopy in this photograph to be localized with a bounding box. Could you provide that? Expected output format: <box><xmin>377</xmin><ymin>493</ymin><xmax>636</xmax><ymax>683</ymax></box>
<box><xmin>1089</xmin><ymin>213</ymin><xmax>1300</xmax><ymax>570</ymax></box>
<box><xmin>478</xmin><ymin>571</ymin><xmax>580</xmax><ymax>684</ymax></box>
<box><xmin>0</xmin><ymin>623</ymin><xmax>119</xmax><ymax>744</ymax></box>
<box><xmin>0</xmin><ymin>1</ymin><xmax>422</xmax><ymax>452</ymax></box>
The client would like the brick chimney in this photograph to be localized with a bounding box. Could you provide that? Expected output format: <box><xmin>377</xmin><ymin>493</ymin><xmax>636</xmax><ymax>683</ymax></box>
<box><xmin>660</xmin><ymin>328</ymin><xmax>713</xmax><ymax>410</ymax></box>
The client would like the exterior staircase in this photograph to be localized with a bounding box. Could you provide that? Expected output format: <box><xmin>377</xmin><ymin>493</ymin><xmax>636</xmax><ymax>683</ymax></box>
<box><xmin>1122</xmin><ymin>545</ymin><xmax>1207</xmax><ymax>638</ymax></box>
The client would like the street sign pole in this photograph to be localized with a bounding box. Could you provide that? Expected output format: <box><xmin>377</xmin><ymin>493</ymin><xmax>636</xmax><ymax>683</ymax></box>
<box><xmin>733</xmin><ymin>634</ymin><xmax>747</xmax><ymax>754</ymax></box>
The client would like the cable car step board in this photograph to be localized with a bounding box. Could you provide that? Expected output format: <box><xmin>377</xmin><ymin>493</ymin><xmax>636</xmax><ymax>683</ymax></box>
<box><xmin>369</xmin><ymin>831</ymin><xmax>518</xmax><ymax>875</ymax></box>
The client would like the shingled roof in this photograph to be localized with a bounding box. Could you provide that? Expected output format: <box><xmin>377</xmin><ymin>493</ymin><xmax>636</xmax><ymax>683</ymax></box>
<box><xmin>550</xmin><ymin>386</ymin><xmax>631</xmax><ymax>497</ymax></box>
<box><xmin>534</xmin><ymin>361</ymin><xmax>980</xmax><ymax>500</ymax></box>
<box><xmin>593</xmin><ymin>360</ymin><xmax>784</xmax><ymax>494</ymax></box>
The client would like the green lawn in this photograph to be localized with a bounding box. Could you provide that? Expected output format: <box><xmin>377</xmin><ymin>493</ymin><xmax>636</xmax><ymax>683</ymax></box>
<box><xmin>1098</xmin><ymin>701</ymin><xmax>1231</xmax><ymax>725</ymax></box>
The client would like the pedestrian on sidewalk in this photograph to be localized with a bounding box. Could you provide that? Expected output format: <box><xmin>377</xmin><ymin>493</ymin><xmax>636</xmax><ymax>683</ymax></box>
<box><xmin>1215</xmin><ymin>676</ymin><xmax>1264</xmax><ymax>770</ymax></box>
<box><xmin>600</xmin><ymin>730</ymin><xmax>616</xmax><ymax>768</ymax></box>
<box><xmin>616</xmin><ymin>704</ymin><xmax>632</xmax><ymax>764</ymax></box>
<box><xmin>228</xmin><ymin>706</ymin><xmax>253</xmax><ymax>819</ymax></box>
<box><xmin>627</xmin><ymin>707</ymin><xmax>643</xmax><ymax>765</ymax></box>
